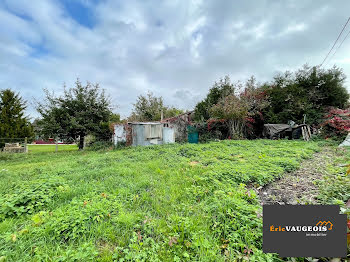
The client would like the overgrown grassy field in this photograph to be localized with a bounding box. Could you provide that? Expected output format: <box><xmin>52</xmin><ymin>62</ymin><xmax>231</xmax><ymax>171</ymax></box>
<box><xmin>316</xmin><ymin>146</ymin><xmax>350</xmax><ymax>206</ymax></box>
<box><xmin>27</xmin><ymin>144</ymin><xmax>78</xmax><ymax>153</ymax></box>
<box><xmin>0</xmin><ymin>140</ymin><xmax>324</xmax><ymax>261</ymax></box>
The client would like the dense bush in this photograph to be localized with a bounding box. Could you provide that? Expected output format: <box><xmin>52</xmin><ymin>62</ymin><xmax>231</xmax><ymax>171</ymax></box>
<box><xmin>86</xmin><ymin>140</ymin><xmax>114</xmax><ymax>151</ymax></box>
<box><xmin>195</xmin><ymin>119</ymin><xmax>228</xmax><ymax>142</ymax></box>
<box><xmin>263</xmin><ymin>65</ymin><xmax>349</xmax><ymax>126</ymax></box>
<box><xmin>195</xmin><ymin>76</ymin><xmax>269</xmax><ymax>139</ymax></box>
<box><xmin>320</xmin><ymin>108</ymin><xmax>350</xmax><ymax>139</ymax></box>
<box><xmin>193</xmin><ymin>76</ymin><xmax>234</xmax><ymax>121</ymax></box>
<box><xmin>195</xmin><ymin>65</ymin><xmax>349</xmax><ymax>140</ymax></box>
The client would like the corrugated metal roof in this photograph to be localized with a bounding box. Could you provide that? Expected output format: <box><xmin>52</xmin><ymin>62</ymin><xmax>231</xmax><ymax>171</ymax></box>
<box><xmin>127</xmin><ymin>122</ymin><xmax>162</xmax><ymax>125</ymax></box>
<box><xmin>161</xmin><ymin>110</ymin><xmax>194</xmax><ymax>122</ymax></box>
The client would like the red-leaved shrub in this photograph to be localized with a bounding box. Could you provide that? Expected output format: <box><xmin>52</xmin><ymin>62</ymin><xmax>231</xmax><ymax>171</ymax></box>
<box><xmin>321</xmin><ymin>108</ymin><xmax>350</xmax><ymax>139</ymax></box>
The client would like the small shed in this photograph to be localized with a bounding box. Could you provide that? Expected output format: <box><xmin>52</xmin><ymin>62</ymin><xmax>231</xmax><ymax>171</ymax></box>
<box><xmin>113</xmin><ymin>122</ymin><xmax>175</xmax><ymax>147</ymax></box>
<box><xmin>263</xmin><ymin>123</ymin><xmax>312</xmax><ymax>140</ymax></box>
<box><xmin>161</xmin><ymin>111</ymin><xmax>194</xmax><ymax>142</ymax></box>
<box><xmin>263</xmin><ymin>124</ymin><xmax>291</xmax><ymax>139</ymax></box>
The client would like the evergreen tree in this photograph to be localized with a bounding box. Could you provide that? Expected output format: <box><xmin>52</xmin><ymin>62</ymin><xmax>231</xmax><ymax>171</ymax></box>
<box><xmin>36</xmin><ymin>80</ymin><xmax>113</xmax><ymax>150</ymax></box>
<box><xmin>0</xmin><ymin>89</ymin><xmax>33</xmax><ymax>147</ymax></box>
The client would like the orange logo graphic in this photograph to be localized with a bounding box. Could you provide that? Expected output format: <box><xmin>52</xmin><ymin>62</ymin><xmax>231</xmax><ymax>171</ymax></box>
<box><xmin>316</xmin><ymin>221</ymin><xmax>333</xmax><ymax>230</ymax></box>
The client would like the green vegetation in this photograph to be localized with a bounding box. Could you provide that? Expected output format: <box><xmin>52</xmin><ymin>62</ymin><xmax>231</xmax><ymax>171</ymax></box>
<box><xmin>129</xmin><ymin>91</ymin><xmax>183</xmax><ymax>122</ymax></box>
<box><xmin>193</xmin><ymin>76</ymin><xmax>235</xmax><ymax>121</ymax></box>
<box><xmin>0</xmin><ymin>140</ymin><xmax>321</xmax><ymax>261</ymax></box>
<box><xmin>263</xmin><ymin>65</ymin><xmax>349</xmax><ymax>126</ymax></box>
<box><xmin>315</xmin><ymin>146</ymin><xmax>350</xmax><ymax>259</ymax></box>
<box><xmin>194</xmin><ymin>65</ymin><xmax>349</xmax><ymax>139</ymax></box>
<box><xmin>36</xmin><ymin>80</ymin><xmax>113</xmax><ymax>150</ymax></box>
<box><xmin>0</xmin><ymin>89</ymin><xmax>33</xmax><ymax>148</ymax></box>
<box><xmin>27</xmin><ymin>145</ymin><xmax>78</xmax><ymax>153</ymax></box>
<box><xmin>316</xmin><ymin>147</ymin><xmax>350</xmax><ymax>206</ymax></box>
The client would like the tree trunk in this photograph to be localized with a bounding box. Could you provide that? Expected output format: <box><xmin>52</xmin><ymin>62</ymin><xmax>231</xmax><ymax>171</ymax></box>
<box><xmin>228</xmin><ymin>119</ymin><xmax>244</xmax><ymax>139</ymax></box>
<box><xmin>79</xmin><ymin>136</ymin><xmax>85</xmax><ymax>150</ymax></box>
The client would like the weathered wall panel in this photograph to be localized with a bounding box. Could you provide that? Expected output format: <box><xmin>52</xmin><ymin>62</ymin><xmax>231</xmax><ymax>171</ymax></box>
<box><xmin>114</xmin><ymin>124</ymin><xmax>126</xmax><ymax>145</ymax></box>
<box><xmin>163</xmin><ymin>127</ymin><xmax>175</xmax><ymax>144</ymax></box>
<box><xmin>114</xmin><ymin>122</ymin><xmax>175</xmax><ymax>147</ymax></box>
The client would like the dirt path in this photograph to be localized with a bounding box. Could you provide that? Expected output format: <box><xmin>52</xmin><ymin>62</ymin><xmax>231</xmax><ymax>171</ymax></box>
<box><xmin>259</xmin><ymin>147</ymin><xmax>337</xmax><ymax>205</ymax></box>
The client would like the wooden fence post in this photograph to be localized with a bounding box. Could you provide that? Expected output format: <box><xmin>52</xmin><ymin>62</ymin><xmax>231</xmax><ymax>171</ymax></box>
<box><xmin>55</xmin><ymin>139</ymin><xmax>58</xmax><ymax>153</ymax></box>
<box><xmin>24</xmin><ymin>137</ymin><xmax>28</xmax><ymax>153</ymax></box>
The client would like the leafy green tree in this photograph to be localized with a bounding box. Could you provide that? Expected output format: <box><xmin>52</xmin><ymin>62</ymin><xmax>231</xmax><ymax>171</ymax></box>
<box><xmin>210</xmin><ymin>94</ymin><xmax>248</xmax><ymax>138</ymax></box>
<box><xmin>110</xmin><ymin>113</ymin><xmax>121</xmax><ymax>123</ymax></box>
<box><xmin>194</xmin><ymin>76</ymin><xmax>234</xmax><ymax>121</ymax></box>
<box><xmin>210</xmin><ymin>76</ymin><xmax>269</xmax><ymax>138</ymax></box>
<box><xmin>0</xmin><ymin>89</ymin><xmax>33</xmax><ymax>147</ymax></box>
<box><xmin>129</xmin><ymin>91</ymin><xmax>183</xmax><ymax>121</ymax></box>
<box><xmin>36</xmin><ymin>80</ymin><xmax>113</xmax><ymax>150</ymax></box>
<box><xmin>263</xmin><ymin>65</ymin><xmax>349</xmax><ymax>125</ymax></box>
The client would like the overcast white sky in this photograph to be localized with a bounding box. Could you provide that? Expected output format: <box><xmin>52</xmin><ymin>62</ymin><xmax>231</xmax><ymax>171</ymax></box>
<box><xmin>1</xmin><ymin>0</ymin><xmax>350</xmax><ymax>119</ymax></box>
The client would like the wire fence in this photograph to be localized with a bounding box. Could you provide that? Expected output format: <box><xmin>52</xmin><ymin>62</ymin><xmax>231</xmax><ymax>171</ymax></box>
<box><xmin>0</xmin><ymin>137</ymin><xmax>114</xmax><ymax>153</ymax></box>
<box><xmin>0</xmin><ymin>137</ymin><xmax>74</xmax><ymax>153</ymax></box>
